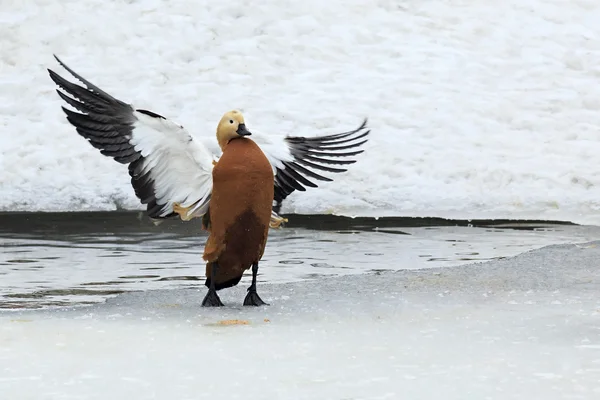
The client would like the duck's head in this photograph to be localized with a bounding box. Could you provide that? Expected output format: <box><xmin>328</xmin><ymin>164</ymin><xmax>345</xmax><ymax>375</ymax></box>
<box><xmin>216</xmin><ymin>110</ymin><xmax>251</xmax><ymax>150</ymax></box>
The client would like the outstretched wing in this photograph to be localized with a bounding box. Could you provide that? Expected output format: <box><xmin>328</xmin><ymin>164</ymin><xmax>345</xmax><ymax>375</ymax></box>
<box><xmin>253</xmin><ymin>120</ymin><xmax>370</xmax><ymax>213</ymax></box>
<box><xmin>47</xmin><ymin>55</ymin><xmax>213</xmax><ymax>220</ymax></box>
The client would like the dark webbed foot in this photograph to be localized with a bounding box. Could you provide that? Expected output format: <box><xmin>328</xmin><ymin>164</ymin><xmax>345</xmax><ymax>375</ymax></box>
<box><xmin>202</xmin><ymin>289</ymin><xmax>224</xmax><ymax>307</ymax></box>
<box><xmin>202</xmin><ymin>261</ymin><xmax>224</xmax><ymax>307</ymax></box>
<box><xmin>243</xmin><ymin>288</ymin><xmax>268</xmax><ymax>306</ymax></box>
<box><xmin>243</xmin><ymin>262</ymin><xmax>269</xmax><ymax>306</ymax></box>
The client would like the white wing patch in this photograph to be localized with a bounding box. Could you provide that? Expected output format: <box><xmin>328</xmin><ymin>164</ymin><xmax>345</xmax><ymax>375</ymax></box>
<box><xmin>130</xmin><ymin>112</ymin><xmax>214</xmax><ymax>218</ymax></box>
<box><xmin>47</xmin><ymin>55</ymin><xmax>215</xmax><ymax>221</ymax></box>
<box><xmin>251</xmin><ymin>129</ymin><xmax>295</xmax><ymax>175</ymax></box>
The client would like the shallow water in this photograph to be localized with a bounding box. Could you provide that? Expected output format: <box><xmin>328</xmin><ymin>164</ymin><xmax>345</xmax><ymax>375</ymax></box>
<box><xmin>0</xmin><ymin>212</ymin><xmax>598</xmax><ymax>309</ymax></box>
<box><xmin>1</xmin><ymin>241</ymin><xmax>600</xmax><ymax>400</ymax></box>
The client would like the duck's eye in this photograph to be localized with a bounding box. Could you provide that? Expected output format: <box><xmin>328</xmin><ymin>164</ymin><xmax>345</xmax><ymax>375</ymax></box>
<box><xmin>229</xmin><ymin>119</ymin><xmax>234</xmax><ymax>124</ymax></box>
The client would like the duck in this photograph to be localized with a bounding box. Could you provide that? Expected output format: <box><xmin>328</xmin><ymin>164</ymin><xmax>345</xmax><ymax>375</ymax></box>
<box><xmin>47</xmin><ymin>55</ymin><xmax>370</xmax><ymax>306</ymax></box>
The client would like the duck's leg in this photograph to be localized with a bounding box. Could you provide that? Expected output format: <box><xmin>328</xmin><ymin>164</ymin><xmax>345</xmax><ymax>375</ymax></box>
<box><xmin>202</xmin><ymin>262</ymin><xmax>224</xmax><ymax>307</ymax></box>
<box><xmin>243</xmin><ymin>262</ymin><xmax>268</xmax><ymax>306</ymax></box>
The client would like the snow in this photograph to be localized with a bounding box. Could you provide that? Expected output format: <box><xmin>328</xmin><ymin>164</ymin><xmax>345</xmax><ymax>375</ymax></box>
<box><xmin>2</xmin><ymin>0</ymin><xmax>600</xmax><ymax>224</ymax></box>
<box><xmin>1</xmin><ymin>242</ymin><xmax>600</xmax><ymax>399</ymax></box>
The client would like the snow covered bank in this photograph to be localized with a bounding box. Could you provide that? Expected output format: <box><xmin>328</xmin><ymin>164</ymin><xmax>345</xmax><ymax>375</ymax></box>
<box><xmin>2</xmin><ymin>0</ymin><xmax>600</xmax><ymax>224</ymax></box>
<box><xmin>1</xmin><ymin>242</ymin><xmax>600</xmax><ymax>399</ymax></box>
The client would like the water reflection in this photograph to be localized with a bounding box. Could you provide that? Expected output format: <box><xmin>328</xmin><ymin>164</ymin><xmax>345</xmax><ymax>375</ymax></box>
<box><xmin>0</xmin><ymin>212</ymin><xmax>597</xmax><ymax>310</ymax></box>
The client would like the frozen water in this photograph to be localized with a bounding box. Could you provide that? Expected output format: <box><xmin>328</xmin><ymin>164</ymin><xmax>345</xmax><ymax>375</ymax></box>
<box><xmin>2</xmin><ymin>211</ymin><xmax>599</xmax><ymax>309</ymax></box>
<box><xmin>2</xmin><ymin>1</ymin><xmax>600</xmax><ymax>223</ymax></box>
<box><xmin>1</xmin><ymin>242</ymin><xmax>599</xmax><ymax>399</ymax></box>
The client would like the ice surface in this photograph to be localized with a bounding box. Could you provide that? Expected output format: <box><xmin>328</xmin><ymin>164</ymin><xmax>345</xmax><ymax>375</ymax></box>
<box><xmin>3</xmin><ymin>211</ymin><xmax>600</xmax><ymax>309</ymax></box>
<box><xmin>1</xmin><ymin>242</ymin><xmax>600</xmax><ymax>399</ymax></box>
<box><xmin>2</xmin><ymin>0</ymin><xmax>600</xmax><ymax>224</ymax></box>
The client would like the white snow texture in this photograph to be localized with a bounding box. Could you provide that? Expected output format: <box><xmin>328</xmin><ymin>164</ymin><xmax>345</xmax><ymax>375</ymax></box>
<box><xmin>2</xmin><ymin>0</ymin><xmax>600</xmax><ymax>224</ymax></box>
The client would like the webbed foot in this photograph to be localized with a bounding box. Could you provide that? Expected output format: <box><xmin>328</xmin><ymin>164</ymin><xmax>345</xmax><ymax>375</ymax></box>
<box><xmin>243</xmin><ymin>288</ymin><xmax>268</xmax><ymax>306</ymax></box>
<box><xmin>201</xmin><ymin>289</ymin><xmax>224</xmax><ymax>307</ymax></box>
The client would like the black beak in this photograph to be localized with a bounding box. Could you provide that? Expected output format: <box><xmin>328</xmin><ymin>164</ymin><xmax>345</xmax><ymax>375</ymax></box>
<box><xmin>237</xmin><ymin>123</ymin><xmax>251</xmax><ymax>136</ymax></box>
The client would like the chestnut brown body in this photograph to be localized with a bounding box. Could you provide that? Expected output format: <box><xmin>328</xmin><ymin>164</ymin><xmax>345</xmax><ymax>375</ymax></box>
<box><xmin>202</xmin><ymin>137</ymin><xmax>274</xmax><ymax>289</ymax></box>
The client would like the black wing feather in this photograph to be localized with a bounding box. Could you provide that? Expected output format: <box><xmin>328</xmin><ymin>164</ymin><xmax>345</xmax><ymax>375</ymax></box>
<box><xmin>272</xmin><ymin>119</ymin><xmax>370</xmax><ymax>213</ymax></box>
<box><xmin>47</xmin><ymin>55</ymin><xmax>175</xmax><ymax>219</ymax></box>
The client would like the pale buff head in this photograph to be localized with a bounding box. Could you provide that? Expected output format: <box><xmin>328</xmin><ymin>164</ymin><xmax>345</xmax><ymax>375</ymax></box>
<box><xmin>216</xmin><ymin>110</ymin><xmax>251</xmax><ymax>150</ymax></box>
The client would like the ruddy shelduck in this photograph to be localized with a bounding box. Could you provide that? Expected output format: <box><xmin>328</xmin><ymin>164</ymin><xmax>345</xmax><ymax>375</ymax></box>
<box><xmin>47</xmin><ymin>55</ymin><xmax>370</xmax><ymax>307</ymax></box>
